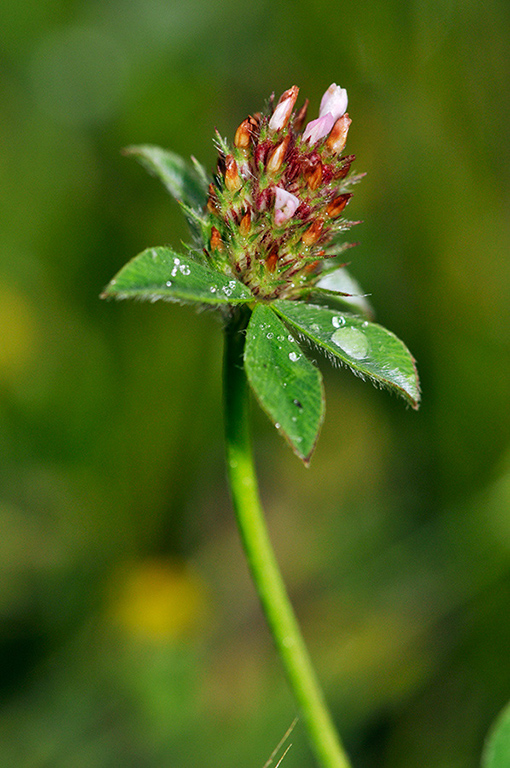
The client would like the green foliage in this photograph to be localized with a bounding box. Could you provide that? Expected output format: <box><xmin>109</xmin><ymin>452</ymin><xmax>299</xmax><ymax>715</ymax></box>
<box><xmin>104</xmin><ymin>142</ymin><xmax>419</xmax><ymax>463</ymax></box>
<box><xmin>483</xmin><ymin>703</ymin><xmax>510</xmax><ymax>768</ymax></box>
<box><xmin>125</xmin><ymin>146</ymin><xmax>210</xmax><ymax>239</ymax></box>
<box><xmin>244</xmin><ymin>304</ymin><xmax>325</xmax><ymax>463</ymax></box>
<box><xmin>101</xmin><ymin>246</ymin><xmax>252</xmax><ymax>305</ymax></box>
<box><xmin>273</xmin><ymin>300</ymin><xmax>420</xmax><ymax>409</ymax></box>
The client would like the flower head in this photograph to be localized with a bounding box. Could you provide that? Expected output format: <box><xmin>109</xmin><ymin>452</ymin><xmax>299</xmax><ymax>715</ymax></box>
<box><xmin>103</xmin><ymin>81</ymin><xmax>421</xmax><ymax>462</ymax></box>
<box><xmin>204</xmin><ymin>83</ymin><xmax>357</xmax><ymax>300</ymax></box>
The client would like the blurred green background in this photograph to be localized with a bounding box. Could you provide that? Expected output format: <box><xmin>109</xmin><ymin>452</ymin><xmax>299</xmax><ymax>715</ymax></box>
<box><xmin>1</xmin><ymin>0</ymin><xmax>510</xmax><ymax>766</ymax></box>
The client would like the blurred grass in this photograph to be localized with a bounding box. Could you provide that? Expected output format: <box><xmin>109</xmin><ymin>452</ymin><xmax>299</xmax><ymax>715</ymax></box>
<box><xmin>1</xmin><ymin>0</ymin><xmax>510</xmax><ymax>766</ymax></box>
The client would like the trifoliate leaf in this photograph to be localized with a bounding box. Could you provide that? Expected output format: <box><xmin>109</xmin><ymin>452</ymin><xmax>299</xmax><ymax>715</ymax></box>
<box><xmin>273</xmin><ymin>300</ymin><xmax>420</xmax><ymax>408</ymax></box>
<box><xmin>101</xmin><ymin>247</ymin><xmax>253</xmax><ymax>306</ymax></box>
<box><xmin>244</xmin><ymin>304</ymin><xmax>325</xmax><ymax>464</ymax></box>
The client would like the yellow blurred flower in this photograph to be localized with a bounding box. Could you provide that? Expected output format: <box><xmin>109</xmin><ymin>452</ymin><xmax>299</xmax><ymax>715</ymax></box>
<box><xmin>0</xmin><ymin>283</ymin><xmax>36</xmax><ymax>380</ymax></box>
<box><xmin>110</xmin><ymin>558</ymin><xmax>210</xmax><ymax>642</ymax></box>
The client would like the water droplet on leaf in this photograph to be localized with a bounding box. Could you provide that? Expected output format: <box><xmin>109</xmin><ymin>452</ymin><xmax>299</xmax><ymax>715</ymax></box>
<box><xmin>331</xmin><ymin>327</ymin><xmax>369</xmax><ymax>359</ymax></box>
<box><xmin>332</xmin><ymin>315</ymin><xmax>345</xmax><ymax>328</ymax></box>
<box><xmin>289</xmin><ymin>351</ymin><xmax>301</xmax><ymax>362</ymax></box>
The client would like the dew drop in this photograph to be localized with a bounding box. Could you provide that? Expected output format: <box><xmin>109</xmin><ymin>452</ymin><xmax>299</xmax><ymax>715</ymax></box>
<box><xmin>331</xmin><ymin>327</ymin><xmax>369</xmax><ymax>359</ymax></box>
<box><xmin>277</xmin><ymin>335</ymin><xmax>285</xmax><ymax>342</ymax></box>
<box><xmin>165</xmin><ymin>281</ymin><xmax>172</xmax><ymax>287</ymax></box>
<box><xmin>287</xmin><ymin>334</ymin><xmax>295</xmax><ymax>343</ymax></box>
<box><xmin>228</xmin><ymin>280</ymin><xmax>237</xmax><ymax>289</ymax></box>
<box><xmin>210</xmin><ymin>286</ymin><xmax>217</xmax><ymax>293</ymax></box>
<box><xmin>173</xmin><ymin>257</ymin><xmax>181</xmax><ymax>265</ymax></box>
<box><xmin>179</xmin><ymin>264</ymin><xmax>191</xmax><ymax>275</ymax></box>
<box><xmin>222</xmin><ymin>286</ymin><xmax>232</xmax><ymax>297</ymax></box>
<box><xmin>275</xmin><ymin>422</ymin><xmax>281</xmax><ymax>429</ymax></box>
<box><xmin>267</xmin><ymin>332</ymin><xmax>274</xmax><ymax>339</ymax></box>
<box><xmin>151</xmin><ymin>249</ymin><xmax>158</xmax><ymax>260</ymax></box>
<box><xmin>289</xmin><ymin>351</ymin><xmax>301</xmax><ymax>362</ymax></box>
<box><xmin>362</xmin><ymin>320</ymin><xmax>369</xmax><ymax>328</ymax></box>
<box><xmin>332</xmin><ymin>315</ymin><xmax>345</xmax><ymax>328</ymax></box>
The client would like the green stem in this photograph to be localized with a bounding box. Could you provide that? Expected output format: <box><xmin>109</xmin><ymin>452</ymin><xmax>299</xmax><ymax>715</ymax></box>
<box><xmin>223</xmin><ymin>306</ymin><xmax>352</xmax><ymax>768</ymax></box>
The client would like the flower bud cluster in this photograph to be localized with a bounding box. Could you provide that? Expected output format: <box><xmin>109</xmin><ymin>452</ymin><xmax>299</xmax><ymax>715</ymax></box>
<box><xmin>205</xmin><ymin>84</ymin><xmax>359</xmax><ymax>300</ymax></box>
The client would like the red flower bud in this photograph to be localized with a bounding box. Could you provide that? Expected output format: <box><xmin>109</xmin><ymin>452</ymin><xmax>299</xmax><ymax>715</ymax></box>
<box><xmin>225</xmin><ymin>155</ymin><xmax>242</xmax><ymax>192</ymax></box>
<box><xmin>210</xmin><ymin>227</ymin><xmax>223</xmax><ymax>251</ymax></box>
<box><xmin>265</xmin><ymin>246</ymin><xmax>278</xmax><ymax>272</ymax></box>
<box><xmin>301</xmin><ymin>218</ymin><xmax>324</xmax><ymax>246</ymax></box>
<box><xmin>293</xmin><ymin>99</ymin><xmax>309</xmax><ymax>131</ymax></box>
<box><xmin>269</xmin><ymin>86</ymin><xmax>299</xmax><ymax>132</ymax></box>
<box><xmin>266</xmin><ymin>135</ymin><xmax>290</xmax><ymax>174</ymax></box>
<box><xmin>234</xmin><ymin>119</ymin><xmax>252</xmax><ymax>149</ymax></box>
<box><xmin>326</xmin><ymin>194</ymin><xmax>352</xmax><ymax>218</ymax></box>
<box><xmin>207</xmin><ymin>183</ymin><xmax>219</xmax><ymax>214</ymax></box>
<box><xmin>326</xmin><ymin>114</ymin><xmax>352</xmax><ymax>154</ymax></box>
<box><xmin>306</xmin><ymin>164</ymin><xmax>323</xmax><ymax>190</ymax></box>
<box><xmin>240</xmin><ymin>211</ymin><xmax>251</xmax><ymax>236</ymax></box>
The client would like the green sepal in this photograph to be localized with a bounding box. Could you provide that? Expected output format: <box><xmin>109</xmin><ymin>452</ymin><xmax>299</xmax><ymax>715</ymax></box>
<box><xmin>273</xmin><ymin>300</ymin><xmax>420</xmax><ymax>409</ymax></box>
<box><xmin>244</xmin><ymin>304</ymin><xmax>325</xmax><ymax>464</ymax></box>
<box><xmin>101</xmin><ymin>247</ymin><xmax>253</xmax><ymax>306</ymax></box>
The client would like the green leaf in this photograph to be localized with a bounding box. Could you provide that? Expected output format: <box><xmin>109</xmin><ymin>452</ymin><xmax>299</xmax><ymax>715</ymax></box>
<box><xmin>101</xmin><ymin>247</ymin><xmax>253</xmax><ymax>306</ymax></box>
<box><xmin>483</xmin><ymin>702</ymin><xmax>510</xmax><ymax>768</ymax></box>
<box><xmin>125</xmin><ymin>145</ymin><xmax>209</xmax><ymax>241</ymax></box>
<box><xmin>273</xmin><ymin>300</ymin><xmax>420</xmax><ymax>409</ymax></box>
<box><xmin>125</xmin><ymin>145</ymin><xmax>209</xmax><ymax>209</ymax></box>
<box><xmin>244</xmin><ymin>304</ymin><xmax>325</xmax><ymax>464</ymax></box>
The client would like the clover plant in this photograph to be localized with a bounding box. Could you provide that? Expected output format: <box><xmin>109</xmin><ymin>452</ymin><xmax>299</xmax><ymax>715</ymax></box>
<box><xmin>102</xmin><ymin>83</ymin><xmax>420</xmax><ymax>768</ymax></box>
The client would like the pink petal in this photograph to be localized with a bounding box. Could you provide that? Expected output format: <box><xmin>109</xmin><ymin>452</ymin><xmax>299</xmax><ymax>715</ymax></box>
<box><xmin>302</xmin><ymin>113</ymin><xmax>335</xmax><ymax>144</ymax></box>
<box><xmin>274</xmin><ymin>187</ymin><xmax>300</xmax><ymax>225</ymax></box>
<box><xmin>319</xmin><ymin>83</ymin><xmax>348</xmax><ymax>122</ymax></box>
<box><xmin>269</xmin><ymin>86</ymin><xmax>299</xmax><ymax>132</ymax></box>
